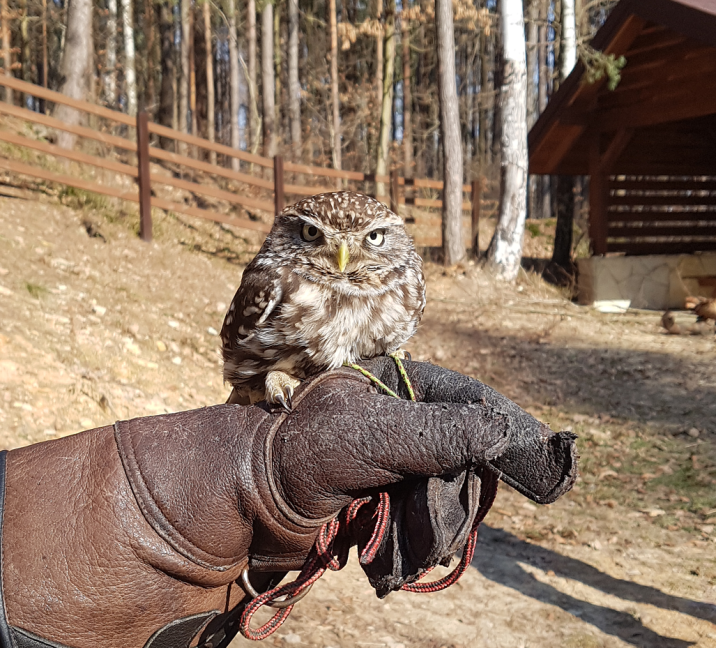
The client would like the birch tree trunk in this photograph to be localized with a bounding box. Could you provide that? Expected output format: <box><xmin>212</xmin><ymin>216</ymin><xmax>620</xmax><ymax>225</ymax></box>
<box><xmin>375</xmin><ymin>0</ymin><xmax>395</xmax><ymax>197</ymax></box>
<box><xmin>261</xmin><ymin>1</ymin><xmax>277</xmax><ymax>158</ymax></box>
<box><xmin>121</xmin><ymin>0</ymin><xmax>137</xmax><ymax>116</ymax></box>
<box><xmin>288</xmin><ymin>0</ymin><xmax>301</xmax><ymax>159</ymax></box>
<box><xmin>486</xmin><ymin>0</ymin><xmax>528</xmax><ymax>280</ymax></box>
<box><xmin>551</xmin><ymin>0</ymin><xmax>578</xmax><ymax>270</ymax></box>
<box><xmin>179</xmin><ymin>0</ymin><xmax>191</xmax><ymax>142</ymax></box>
<box><xmin>227</xmin><ymin>0</ymin><xmax>240</xmax><ymax>170</ymax></box>
<box><xmin>55</xmin><ymin>0</ymin><xmax>93</xmax><ymax>148</ymax></box>
<box><xmin>329</xmin><ymin>0</ymin><xmax>341</xmax><ymax>179</ymax></box>
<box><xmin>560</xmin><ymin>0</ymin><xmax>576</xmax><ymax>80</ymax></box>
<box><xmin>435</xmin><ymin>0</ymin><xmax>464</xmax><ymax>265</ymax></box>
<box><xmin>402</xmin><ymin>10</ymin><xmax>412</xmax><ymax>177</ymax></box>
<box><xmin>104</xmin><ymin>0</ymin><xmax>117</xmax><ymax>106</ymax></box>
<box><xmin>248</xmin><ymin>0</ymin><xmax>260</xmax><ymax>154</ymax></box>
<box><xmin>203</xmin><ymin>0</ymin><xmax>216</xmax><ymax>164</ymax></box>
<box><xmin>1</xmin><ymin>0</ymin><xmax>12</xmax><ymax>105</ymax></box>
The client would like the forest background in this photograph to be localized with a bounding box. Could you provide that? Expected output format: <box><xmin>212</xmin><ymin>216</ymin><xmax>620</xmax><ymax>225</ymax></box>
<box><xmin>0</xmin><ymin>0</ymin><xmax>619</xmax><ymax>275</ymax></box>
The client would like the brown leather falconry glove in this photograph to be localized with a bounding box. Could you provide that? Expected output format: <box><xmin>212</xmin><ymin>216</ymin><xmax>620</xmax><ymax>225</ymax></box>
<box><xmin>0</xmin><ymin>360</ymin><xmax>577</xmax><ymax>648</ymax></box>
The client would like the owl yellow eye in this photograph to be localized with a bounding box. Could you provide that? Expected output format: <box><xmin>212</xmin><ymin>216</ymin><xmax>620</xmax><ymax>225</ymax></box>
<box><xmin>366</xmin><ymin>229</ymin><xmax>385</xmax><ymax>247</ymax></box>
<box><xmin>301</xmin><ymin>223</ymin><xmax>322</xmax><ymax>242</ymax></box>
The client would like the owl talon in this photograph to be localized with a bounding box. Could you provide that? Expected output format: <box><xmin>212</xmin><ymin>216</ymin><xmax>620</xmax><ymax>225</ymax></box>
<box><xmin>265</xmin><ymin>371</ymin><xmax>301</xmax><ymax>413</ymax></box>
<box><xmin>274</xmin><ymin>393</ymin><xmax>292</xmax><ymax>413</ymax></box>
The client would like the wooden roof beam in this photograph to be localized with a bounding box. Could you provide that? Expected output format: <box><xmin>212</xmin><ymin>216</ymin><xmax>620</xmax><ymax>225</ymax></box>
<box><xmin>597</xmin><ymin>81</ymin><xmax>716</xmax><ymax>130</ymax></box>
<box><xmin>597</xmin><ymin>62</ymin><xmax>716</xmax><ymax>110</ymax></box>
<box><xmin>626</xmin><ymin>31</ymin><xmax>687</xmax><ymax>57</ymax></box>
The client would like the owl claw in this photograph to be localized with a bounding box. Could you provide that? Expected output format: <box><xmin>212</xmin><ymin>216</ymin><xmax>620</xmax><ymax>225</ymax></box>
<box><xmin>265</xmin><ymin>371</ymin><xmax>301</xmax><ymax>413</ymax></box>
<box><xmin>274</xmin><ymin>393</ymin><xmax>293</xmax><ymax>413</ymax></box>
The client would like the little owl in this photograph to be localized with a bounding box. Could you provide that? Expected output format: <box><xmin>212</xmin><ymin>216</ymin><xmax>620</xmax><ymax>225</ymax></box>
<box><xmin>221</xmin><ymin>191</ymin><xmax>426</xmax><ymax>409</ymax></box>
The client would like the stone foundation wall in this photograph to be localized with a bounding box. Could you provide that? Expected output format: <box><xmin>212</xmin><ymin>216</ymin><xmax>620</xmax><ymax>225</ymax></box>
<box><xmin>577</xmin><ymin>253</ymin><xmax>716</xmax><ymax>310</ymax></box>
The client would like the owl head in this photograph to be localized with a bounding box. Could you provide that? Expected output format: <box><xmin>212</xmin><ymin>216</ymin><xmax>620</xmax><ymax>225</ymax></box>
<box><xmin>261</xmin><ymin>191</ymin><xmax>421</xmax><ymax>292</ymax></box>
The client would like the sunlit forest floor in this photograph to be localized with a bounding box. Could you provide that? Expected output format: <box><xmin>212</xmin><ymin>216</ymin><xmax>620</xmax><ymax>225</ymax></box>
<box><xmin>0</xmin><ymin>177</ymin><xmax>714</xmax><ymax>648</ymax></box>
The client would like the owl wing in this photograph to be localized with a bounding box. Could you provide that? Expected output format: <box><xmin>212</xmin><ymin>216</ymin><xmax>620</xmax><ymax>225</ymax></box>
<box><xmin>220</xmin><ymin>264</ymin><xmax>284</xmax><ymax>351</ymax></box>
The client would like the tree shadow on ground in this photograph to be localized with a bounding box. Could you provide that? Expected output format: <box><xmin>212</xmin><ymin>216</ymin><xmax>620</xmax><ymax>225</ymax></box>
<box><xmin>473</xmin><ymin>525</ymin><xmax>715</xmax><ymax>647</ymax></box>
<box><xmin>436</xmin><ymin>325</ymin><xmax>716</xmax><ymax>435</ymax></box>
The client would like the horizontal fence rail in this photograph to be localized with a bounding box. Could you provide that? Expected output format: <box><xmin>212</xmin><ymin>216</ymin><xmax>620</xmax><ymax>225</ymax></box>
<box><xmin>0</xmin><ymin>76</ymin><xmax>492</xmax><ymax>249</ymax></box>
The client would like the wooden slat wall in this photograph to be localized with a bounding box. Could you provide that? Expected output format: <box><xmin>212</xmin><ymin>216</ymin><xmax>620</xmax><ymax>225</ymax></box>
<box><xmin>607</xmin><ymin>176</ymin><xmax>716</xmax><ymax>254</ymax></box>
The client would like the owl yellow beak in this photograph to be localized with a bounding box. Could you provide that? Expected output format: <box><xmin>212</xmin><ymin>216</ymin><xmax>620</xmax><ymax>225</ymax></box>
<box><xmin>337</xmin><ymin>241</ymin><xmax>350</xmax><ymax>272</ymax></box>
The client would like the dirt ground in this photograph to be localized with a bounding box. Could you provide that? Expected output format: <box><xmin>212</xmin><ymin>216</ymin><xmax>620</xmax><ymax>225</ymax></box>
<box><xmin>0</xmin><ymin>179</ymin><xmax>714</xmax><ymax>648</ymax></box>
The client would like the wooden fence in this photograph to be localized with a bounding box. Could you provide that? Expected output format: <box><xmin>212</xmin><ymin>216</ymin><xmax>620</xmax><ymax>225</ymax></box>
<box><xmin>0</xmin><ymin>76</ymin><xmax>487</xmax><ymax>249</ymax></box>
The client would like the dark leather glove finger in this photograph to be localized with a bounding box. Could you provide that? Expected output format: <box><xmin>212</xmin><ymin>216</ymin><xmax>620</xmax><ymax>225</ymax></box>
<box><xmin>354</xmin><ymin>359</ymin><xmax>579</xmax><ymax>504</ymax></box>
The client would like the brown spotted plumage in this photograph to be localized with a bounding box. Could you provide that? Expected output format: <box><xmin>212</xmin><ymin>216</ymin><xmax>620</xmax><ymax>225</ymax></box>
<box><xmin>220</xmin><ymin>191</ymin><xmax>426</xmax><ymax>407</ymax></box>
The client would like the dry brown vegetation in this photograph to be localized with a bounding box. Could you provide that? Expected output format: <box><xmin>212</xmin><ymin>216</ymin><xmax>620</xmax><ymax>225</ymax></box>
<box><xmin>0</xmin><ymin>180</ymin><xmax>714</xmax><ymax>648</ymax></box>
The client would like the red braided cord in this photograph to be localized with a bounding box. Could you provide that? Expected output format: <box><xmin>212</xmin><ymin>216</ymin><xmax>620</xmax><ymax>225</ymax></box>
<box><xmin>239</xmin><ymin>518</ymin><xmax>341</xmax><ymax>640</ymax></box>
<box><xmin>359</xmin><ymin>491</ymin><xmax>391</xmax><ymax>565</ymax></box>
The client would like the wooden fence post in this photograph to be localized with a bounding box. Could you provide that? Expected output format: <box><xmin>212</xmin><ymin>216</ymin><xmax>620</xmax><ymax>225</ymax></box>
<box><xmin>390</xmin><ymin>169</ymin><xmax>400</xmax><ymax>214</ymax></box>
<box><xmin>274</xmin><ymin>155</ymin><xmax>284</xmax><ymax>216</ymax></box>
<box><xmin>471</xmin><ymin>177</ymin><xmax>481</xmax><ymax>257</ymax></box>
<box><xmin>136</xmin><ymin>111</ymin><xmax>152</xmax><ymax>242</ymax></box>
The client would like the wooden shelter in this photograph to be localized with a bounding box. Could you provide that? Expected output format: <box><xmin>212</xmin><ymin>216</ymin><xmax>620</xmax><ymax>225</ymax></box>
<box><xmin>529</xmin><ymin>0</ymin><xmax>716</xmax><ymax>257</ymax></box>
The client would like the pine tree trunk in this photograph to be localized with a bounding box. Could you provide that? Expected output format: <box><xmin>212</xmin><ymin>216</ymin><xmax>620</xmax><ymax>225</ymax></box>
<box><xmin>486</xmin><ymin>0</ymin><xmax>528</xmax><ymax>280</ymax></box>
<box><xmin>143</xmin><ymin>0</ymin><xmax>156</xmax><ymax>114</ymax></box>
<box><xmin>179</xmin><ymin>0</ymin><xmax>191</xmax><ymax>142</ymax></box>
<box><xmin>121</xmin><ymin>0</ymin><xmax>137</xmax><ymax>116</ymax></box>
<box><xmin>190</xmin><ymin>7</ymin><xmax>198</xmax><ymax>142</ymax></box>
<box><xmin>435</xmin><ymin>0</ymin><xmax>464</xmax><ymax>265</ymax></box>
<box><xmin>2</xmin><ymin>0</ymin><xmax>12</xmax><ymax>105</ymax></box>
<box><xmin>86</xmin><ymin>2</ymin><xmax>96</xmax><ymax>104</ymax></box>
<box><xmin>104</xmin><ymin>0</ymin><xmax>117</xmax><ymax>106</ymax></box>
<box><xmin>375</xmin><ymin>0</ymin><xmax>395</xmax><ymax>197</ymax></box>
<box><xmin>55</xmin><ymin>0</ymin><xmax>93</xmax><ymax>148</ymax></box>
<box><xmin>41</xmin><ymin>0</ymin><xmax>47</xmax><ymax>87</ymax></box>
<box><xmin>227</xmin><ymin>0</ymin><xmax>240</xmax><ymax>169</ymax></box>
<box><xmin>288</xmin><ymin>0</ymin><xmax>301</xmax><ymax>160</ymax></box>
<box><xmin>203</xmin><ymin>0</ymin><xmax>216</xmax><ymax>164</ymax></box>
<box><xmin>375</xmin><ymin>0</ymin><xmax>383</xmax><ymax>102</ymax></box>
<box><xmin>261</xmin><ymin>2</ymin><xmax>276</xmax><ymax>158</ymax></box>
<box><xmin>274</xmin><ymin>6</ymin><xmax>281</xmax><ymax>148</ymax></box>
<box><xmin>158</xmin><ymin>0</ymin><xmax>176</xmax><ymax>140</ymax></box>
<box><xmin>490</xmin><ymin>31</ymin><xmax>503</xmax><ymax>165</ymax></box>
<box><xmin>538</xmin><ymin>0</ymin><xmax>551</xmax><ymax>220</ymax></box>
<box><xmin>247</xmin><ymin>0</ymin><xmax>259</xmax><ymax>154</ymax></box>
<box><xmin>551</xmin><ymin>0</ymin><xmax>578</xmax><ymax>270</ymax></box>
<box><xmin>479</xmin><ymin>30</ymin><xmax>490</xmax><ymax>167</ymax></box>
<box><xmin>19</xmin><ymin>0</ymin><xmax>29</xmax><ymax>106</ymax></box>
<box><xmin>329</xmin><ymin>0</ymin><xmax>341</xmax><ymax>179</ymax></box>
<box><xmin>551</xmin><ymin>174</ymin><xmax>574</xmax><ymax>270</ymax></box>
<box><xmin>402</xmin><ymin>10</ymin><xmax>412</xmax><ymax>177</ymax></box>
<box><xmin>526</xmin><ymin>0</ymin><xmax>538</xmax><ymax>128</ymax></box>
<box><xmin>526</xmin><ymin>0</ymin><xmax>538</xmax><ymax>219</ymax></box>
